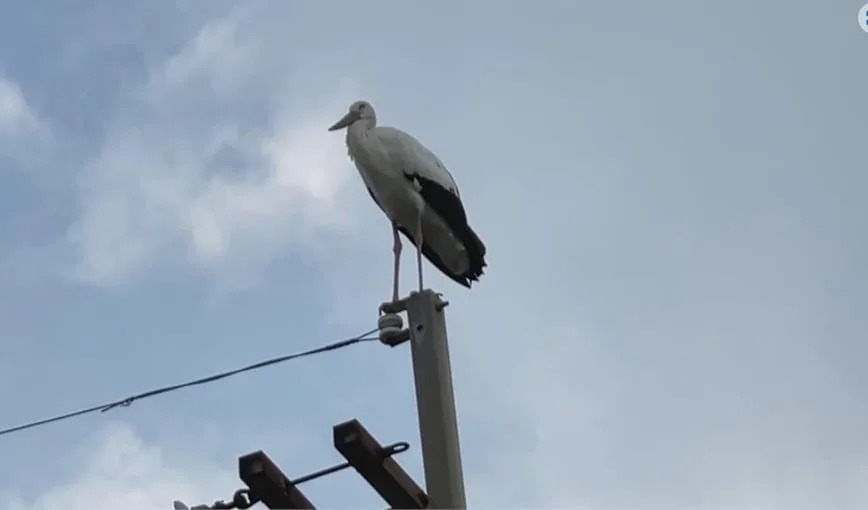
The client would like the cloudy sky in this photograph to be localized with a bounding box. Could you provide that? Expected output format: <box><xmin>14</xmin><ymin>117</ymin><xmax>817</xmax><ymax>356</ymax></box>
<box><xmin>0</xmin><ymin>1</ymin><xmax>866</xmax><ymax>509</ymax></box>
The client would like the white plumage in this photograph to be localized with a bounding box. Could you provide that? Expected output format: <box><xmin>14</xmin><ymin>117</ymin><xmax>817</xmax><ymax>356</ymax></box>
<box><xmin>328</xmin><ymin>100</ymin><xmax>486</xmax><ymax>301</ymax></box>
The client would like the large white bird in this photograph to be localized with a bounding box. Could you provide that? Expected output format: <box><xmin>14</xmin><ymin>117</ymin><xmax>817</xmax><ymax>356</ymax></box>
<box><xmin>328</xmin><ymin>100</ymin><xmax>487</xmax><ymax>302</ymax></box>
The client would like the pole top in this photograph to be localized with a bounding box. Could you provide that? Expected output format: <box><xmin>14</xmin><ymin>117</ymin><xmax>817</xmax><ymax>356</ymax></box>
<box><xmin>379</xmin><ymin>289</ymin><xmax>448</xmax><ymax>315</ymax></box>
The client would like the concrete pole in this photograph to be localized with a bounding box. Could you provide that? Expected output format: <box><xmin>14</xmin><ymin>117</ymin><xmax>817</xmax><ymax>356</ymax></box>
<box><xmin>403</xmin><ymin>289</ymin><xmax>467</xmax><ymax>509</ymax></box>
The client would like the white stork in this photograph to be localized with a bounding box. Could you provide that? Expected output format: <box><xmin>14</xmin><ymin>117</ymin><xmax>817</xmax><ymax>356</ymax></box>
<box><xmin>328</xmin><ymin>100</ymin><xmax>487</xmax><ymax>302</ymax></box>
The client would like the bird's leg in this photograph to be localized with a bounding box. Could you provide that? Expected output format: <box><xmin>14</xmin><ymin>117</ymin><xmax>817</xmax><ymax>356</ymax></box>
<box><xmin>415</xmin><ymin>214</ymin><xmax>424</xmax><ymax>292</ymax></box>
<box><xmin>391</xmin><ymin>222</ymin><xmax>402</xmax><ymax>303</ymax></box>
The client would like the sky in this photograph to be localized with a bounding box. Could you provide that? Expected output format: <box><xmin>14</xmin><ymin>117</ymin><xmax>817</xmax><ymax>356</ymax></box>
<box><xmin>0</xmin><ymin>1</ymin><xmax>866</xmax><ymax>509</ymax></box>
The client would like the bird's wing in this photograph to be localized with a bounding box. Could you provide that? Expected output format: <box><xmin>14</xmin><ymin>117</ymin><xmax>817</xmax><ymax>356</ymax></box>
<box><xmin>376</xmin><ymin>126</ymin><xmax>468</xmax><ymax>225</ymax></box>
<box><xmin>375</xmin><ymin>127</ymin><xmax>461</xmax><ymax>197</ymax></box>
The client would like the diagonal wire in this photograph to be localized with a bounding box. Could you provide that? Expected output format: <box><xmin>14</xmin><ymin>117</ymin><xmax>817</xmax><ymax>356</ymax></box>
<box><xmin>0</xmin><ymin>327</ymin><xmax>379</xmax><ymax>437</ymax></box>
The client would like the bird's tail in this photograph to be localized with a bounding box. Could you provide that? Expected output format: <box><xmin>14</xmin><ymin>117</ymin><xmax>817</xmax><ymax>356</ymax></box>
<box><xmin>460</xmin><ymin>224</ymin><xmax>487</xmax><ymax>283</ymax></box>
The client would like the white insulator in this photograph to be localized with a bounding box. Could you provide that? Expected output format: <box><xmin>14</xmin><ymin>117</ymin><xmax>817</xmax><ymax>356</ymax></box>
<box><xmin>378</xmin><ymin>313</ymin><xmax>404</xmax><ymax>343</ymax></box>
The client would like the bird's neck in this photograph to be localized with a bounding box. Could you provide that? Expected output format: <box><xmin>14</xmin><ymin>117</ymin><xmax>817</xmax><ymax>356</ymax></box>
<box><xmin>348</xmin><ymin>118</ymin><xmax>374</xmax><ymax>136</ymax></box>
<box><xmin>346</xmin><ymin>120</ymin><xmax>375</xmax><ymax>160</ymax></box>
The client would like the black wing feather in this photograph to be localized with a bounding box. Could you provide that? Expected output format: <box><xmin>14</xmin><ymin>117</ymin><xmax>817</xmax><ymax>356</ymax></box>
<box><xmin>364</xmin><ymin>174</ymin><xmax>486</xmax><ymax>288</ymax></box>
<box><xmin>403</xmin><ymin>173</ymin><xmax>487</xmax><ymax>286</ymax></box>
<box><xmin>396</xmin><ymin>225</ymin><xmax>474</xmax><ymax>288</ymax></box>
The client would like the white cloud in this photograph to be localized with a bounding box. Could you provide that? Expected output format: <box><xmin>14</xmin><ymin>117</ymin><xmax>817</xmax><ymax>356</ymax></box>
<box><xmin>0</xmin><ymin>75</ymin><xmax>51</xmax><ymax>166</ymax></box>
<box><xmin>66</xmin><ymin>10</ymin><xmax>359</xmax><ymax>288</ymax></box>
<box><xmin>143</xmin><ymin>15</ymin><xmax>255</xmax><ymax>105</ymax></box>
<box><xmin>0</xmin><ymin>423</ymin><xmax>235</xmax><ymax>510</ymax></box>
<box><xmin>0</xmin><ymin>77</ymin><xmax>39</xmax><ymax>136</ymax></box>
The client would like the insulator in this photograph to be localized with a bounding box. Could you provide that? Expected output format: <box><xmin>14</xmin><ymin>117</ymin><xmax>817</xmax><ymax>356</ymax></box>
<box><xmin>378</xmin><ymin>313</ymin><xmax>404</xmax><ymax>344</ymax></box>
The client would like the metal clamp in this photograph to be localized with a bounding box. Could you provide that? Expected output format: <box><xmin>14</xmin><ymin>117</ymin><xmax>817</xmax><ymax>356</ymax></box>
<box><xmin>174</xmin><ymin>488</ymin><xmax>258</xmax><ymax>510</ymax></box>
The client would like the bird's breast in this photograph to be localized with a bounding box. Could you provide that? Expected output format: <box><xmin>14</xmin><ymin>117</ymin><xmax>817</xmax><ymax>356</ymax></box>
<box><xmin>346</xmin><ymin>129</ymin><xmax>424</xmax><ymax>223</ymax></box>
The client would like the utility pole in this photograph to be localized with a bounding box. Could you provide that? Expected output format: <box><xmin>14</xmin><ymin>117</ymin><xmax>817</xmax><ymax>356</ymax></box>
<box><xmin>381</xmin><ymin>289</ymin><xmax>467</xmax><ymax>509</ymax></box>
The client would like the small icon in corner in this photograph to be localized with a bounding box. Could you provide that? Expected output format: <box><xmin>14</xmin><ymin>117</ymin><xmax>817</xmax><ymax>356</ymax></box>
<box><xmin>859</xmin><ymin>3</ymin><xmax>868</xmax><ymax>33</ymax></box>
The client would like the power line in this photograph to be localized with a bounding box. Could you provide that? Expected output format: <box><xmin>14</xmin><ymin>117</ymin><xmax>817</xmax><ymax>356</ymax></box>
<box><xmin>0</xmin><ymin>327</ymin><xmax>379</xmax><ymax>438</ymax></box>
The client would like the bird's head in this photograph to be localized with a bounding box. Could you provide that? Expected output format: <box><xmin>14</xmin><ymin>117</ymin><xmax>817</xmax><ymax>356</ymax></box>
<box><xmin>328</xmin><ymin>100</ymin><xmax>376</xmax><ymax>131</ymax></box>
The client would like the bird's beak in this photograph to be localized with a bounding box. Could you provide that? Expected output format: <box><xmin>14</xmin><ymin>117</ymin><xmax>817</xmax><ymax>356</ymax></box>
<box><xmin>328</xmin><ymin>111</ymin><xmax>360</xmax><ymax>131</ymax></box>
